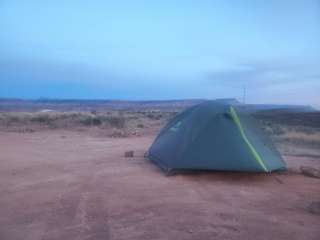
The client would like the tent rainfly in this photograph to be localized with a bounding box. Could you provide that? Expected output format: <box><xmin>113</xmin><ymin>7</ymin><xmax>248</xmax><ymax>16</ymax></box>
<box><xmin>147</xmin><ymin>101</ymin><xmax>286</xmax><ymax>174</ymax></box>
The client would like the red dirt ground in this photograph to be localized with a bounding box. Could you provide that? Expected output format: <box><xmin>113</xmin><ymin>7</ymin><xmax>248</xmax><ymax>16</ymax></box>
<box><xmin>0</xmin><ymin>131</ymin><xmax>319</xmax><ymax>240</ymax></box>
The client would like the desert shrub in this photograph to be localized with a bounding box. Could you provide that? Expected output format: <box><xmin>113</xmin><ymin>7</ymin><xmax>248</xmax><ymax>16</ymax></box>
<box><xmin>70</xmin><ymin>112</ymin><xmax>81</xmax><ymax>119</ymax></box>
<box><xmin>79</xmin><ymin>115</ymin><xmax>94</xmax><ymax>126</ymax></box>
<box><xmin>137</xmin><ymin>123</ymin><xmax>144</xmax><ymax>128</ymax></box>
<box><xmin>260</xmin><ymin>122</ymin><xmax>285</xmax><ymax>136</ymax></box>
<box><xmin>91</xmin><ymin>117</ymin><xmax>102</xmax><ymax>126</ymax></box>
<box><xmin>296</xmin><ymin>126</ymin><xmax>317</xmax><ymax>135</ymax></box>
<box><xmin>104</xmin><ymin>116</ymin><xmax>125</xmax><ymax>128</ymax></box>
<box><xmin>108</xmin><ymin>129</ymin><xmax>128</xmax><ymax>138</ymax></box>
<box><xmin>79</xmin><ymin>116</ymin><xmax>102</xmax><ymax>126</ymax></box>
<box><xmin>281</xmin><ymin>137</ymin><xmax>320</xmax><ymax>148</ymax></box>
<box><xmin>146</xmin><ymin>113</ymin><xmax>154</xmax><ymax>119</ymax></box>
<box><xmin>260</xmin><ymin>126</ymin><xmax>272</xmax><ymax>134</ymax></box>
<box><xmin>7</xmin><ymin>114</ymin><xmax>21</xmax><ymax>122</ymax></box>
<box><xmin>128</xmin><ymin>114</ymin><xmax>139</xmax><ymax>120</ymax></box>
<box><xmin>146</xmin><ymin>113</ymin><xmax>162</xmax><ymax>120</ymax></box>
<box><xmin>271</xmin><ymin>125</ymin><xmax>286</xmax><ymax>135</ymax></box>
<box><xmin>31</xmin><ymin>114</ymin><xmax>50</xmax><ymax>124</ymax></box>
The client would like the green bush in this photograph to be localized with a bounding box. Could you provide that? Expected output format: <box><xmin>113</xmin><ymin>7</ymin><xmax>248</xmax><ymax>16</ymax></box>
<box><xmin>91</xmin><ymin>117</ymin><xmax>102</xmax><ymax>126</ymax></box>
<box><xmin>146</xmin><ymin>113</ymin><xmax>162</xmax><ymax>120</ymax></box>
<box><xmin>79</xmin><ymin>115</ymin><xmax>93</xmax><ymax>126</ymax></box>
<box><xmin>271</xmin><ymin>125</ymin><xmax>286</xmax><ymax>135</ymax></box>
<box><xmin>31</xmin><ymin>114</ymin><xmax>50</xmax><ymax>124</ymax></box>
<box><xmin>105</xmin><ymin>116</ymin><xmax>125</xmax><ymax>128</ymax></box>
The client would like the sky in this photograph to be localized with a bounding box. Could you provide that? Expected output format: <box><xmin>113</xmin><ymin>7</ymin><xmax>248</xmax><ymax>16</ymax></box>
<box><xmin>1</xmin><ymin>0</ymin><xmax>319</xmax><ymax>106</ymax></box>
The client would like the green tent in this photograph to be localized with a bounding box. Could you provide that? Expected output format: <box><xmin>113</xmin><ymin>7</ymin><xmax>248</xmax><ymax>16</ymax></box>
<box><xmin>148</xmin><ymin>101</ymin><xmax>286</xmax><ymax>173</ymax></box>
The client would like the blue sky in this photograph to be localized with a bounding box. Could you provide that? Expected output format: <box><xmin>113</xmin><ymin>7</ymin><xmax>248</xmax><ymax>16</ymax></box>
<box><xmin>1</xmin><ymin>0</ymin><xmax>319</xmax><ymax>106</ymax></box>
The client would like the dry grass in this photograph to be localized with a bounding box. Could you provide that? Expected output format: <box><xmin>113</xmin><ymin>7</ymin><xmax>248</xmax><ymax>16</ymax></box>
<box><xmin>0</xmin><ymin>111</ymin><xmax>175</xmax><ymax>136</ymax></box>
<box><xmin>1</xmin><ymin>110</ymin><xmax>319</xmax><ymax>150</ymax></box>
<box><xmin>0</xmin><ymin>112</ymin><xmax>124</xmax><ymax>128</ymax></box>
<box><xmin>277</xmin><ymin>129</ymin><xmax>320</xmax><ymax>149</ymax></box>
<box><xmin>261</xmin><ymin>122</ymin><xmax>320</xmax><ymax>146</ymax></box>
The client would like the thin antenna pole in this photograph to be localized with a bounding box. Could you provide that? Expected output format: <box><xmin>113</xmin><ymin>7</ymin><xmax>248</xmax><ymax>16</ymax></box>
<box><xmin>242</xmin><ymin>85</ymin><xmax>246</xmax><ymax>104</ymax></box>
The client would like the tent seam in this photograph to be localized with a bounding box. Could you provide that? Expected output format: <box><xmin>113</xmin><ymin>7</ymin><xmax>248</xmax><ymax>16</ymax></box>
<box><xmin>229</xmin><ymin>106</ymin><xmax>269</xmax><ymax>172</ymax></box>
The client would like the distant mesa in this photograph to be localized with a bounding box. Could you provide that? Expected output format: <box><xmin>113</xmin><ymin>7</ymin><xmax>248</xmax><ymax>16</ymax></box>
<box><xmin>0</xmin><ymin>98</ymin><xmax>316</xmax><ymax>113</ymax></box>
<box><xmin>238</xmin><ymin>104</ymin><xmax>315</xmax><ymax>113</ymax></box>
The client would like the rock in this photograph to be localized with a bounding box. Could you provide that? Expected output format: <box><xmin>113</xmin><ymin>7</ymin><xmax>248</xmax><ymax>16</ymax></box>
<box><xmin>124</xmin><ymin>151</ymin><xmax>134</xmax><ymax>158</ymax></box>
<box><xmin>300</xmin><ymin>166</ymin><xmax>320</xmax><ymax>179</ymax></box>
<box><xmin>109</xmin><ymin>130</ymin><xmax>129</xmax><ymax>138</ymax></box>
<box><xmin>307</xmin><ymin>201</ymin><xmax>320</xmax><ymax>215</ymax></box>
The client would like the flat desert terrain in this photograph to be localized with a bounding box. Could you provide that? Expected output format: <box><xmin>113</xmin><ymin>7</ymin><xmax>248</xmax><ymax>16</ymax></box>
<box><xmin>0</xmin><ymin>107</ymin><xmax>319</xmax><ymax>240</ymax></box>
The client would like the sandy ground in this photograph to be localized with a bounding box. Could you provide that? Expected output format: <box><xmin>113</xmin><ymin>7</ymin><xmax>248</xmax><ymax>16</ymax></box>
<box><xmin>0</xmin><ymin>130</ymin><xmax>319</xmax><ymax>240</ymax></box>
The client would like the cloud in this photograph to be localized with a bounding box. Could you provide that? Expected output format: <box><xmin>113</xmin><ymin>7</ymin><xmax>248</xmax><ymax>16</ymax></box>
<box><xmin>206</xmin><ymin>60</ymin><xmax>320</xmax><ymax>88</ymax></box>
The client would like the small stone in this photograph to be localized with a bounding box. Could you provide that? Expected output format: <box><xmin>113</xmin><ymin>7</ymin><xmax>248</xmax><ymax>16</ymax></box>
<box><xmin>307</xmin><ymin>201</ymin><xmax>320</xmax><ymax>215</ymax></box>
<box><xmin>124</xmin><ymin>151</ymin><xmax>134</xmax><ymax>158</ymax></box>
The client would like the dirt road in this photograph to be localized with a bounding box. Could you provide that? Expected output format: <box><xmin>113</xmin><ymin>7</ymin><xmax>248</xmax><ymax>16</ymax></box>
<box><xmin>0</xmin><ymin>131</ymin><xmax>319</xmax><ymax>240</ymax></box>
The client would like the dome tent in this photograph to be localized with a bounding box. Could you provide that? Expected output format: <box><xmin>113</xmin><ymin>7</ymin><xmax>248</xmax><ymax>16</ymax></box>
<box><xmin>147</xmin><ymin>101</ymin><xmax>286</xmax><ymax>174</ymax></box>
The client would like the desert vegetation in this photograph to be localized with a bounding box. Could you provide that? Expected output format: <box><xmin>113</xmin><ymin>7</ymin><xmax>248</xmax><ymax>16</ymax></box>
<box><xmin>1</xmin><ymin>109</ymin><xmax>320</xmax><ymax>157</ymax></box>
<box><xmin>254</xmin><ymin>111</ymin><xmax>320</xmax><ymax>158</ymax></box>
<box><xmin>0</xmin><ymin>110</ymin><xmax>176</xmax><ymax>136</ymax></box>
<box><xmin>1</xmin><ymin>108</ymin><xmax>320</xmax><ymax>155</ymax></box>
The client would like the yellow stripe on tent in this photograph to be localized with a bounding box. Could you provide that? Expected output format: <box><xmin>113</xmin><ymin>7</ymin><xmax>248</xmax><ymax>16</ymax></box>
<box><xmin>230</xmin><ymin>106</ymin><xmax>268</xmax><ymax>172</ymax></box>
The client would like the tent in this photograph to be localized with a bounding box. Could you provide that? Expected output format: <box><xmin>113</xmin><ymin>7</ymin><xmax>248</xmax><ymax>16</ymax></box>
<box><xmin>147</xmin><ymin>101</ymin><xmax>286</xmax><ymax>173</ymax></box>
